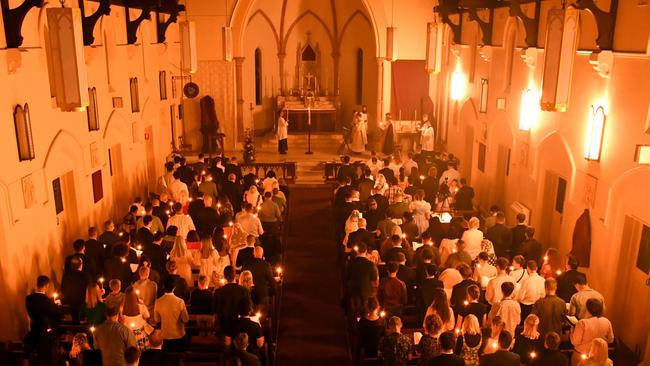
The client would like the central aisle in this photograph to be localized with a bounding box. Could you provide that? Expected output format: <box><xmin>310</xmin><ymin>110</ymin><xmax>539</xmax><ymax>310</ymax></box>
<box><xmin>275</xmin><ymin>185</ymin><xmax>351</xmax><ymax>366</ymax></box>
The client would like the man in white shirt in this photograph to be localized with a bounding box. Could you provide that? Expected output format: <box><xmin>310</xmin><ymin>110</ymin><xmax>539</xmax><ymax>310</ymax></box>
<box><xmin>491</xmin><ymin>281</ymin><xmax>521</xmax><ymax>336</ymax></box>
<box><xmin>401</xmin><ymin>152</ymin><xmax>419</xmax><ymax>178</ymax></box>
<box><xmin>570</xmin><ymin>298</ymin><xmax>613</xmax><ymax>365</ymax></box>
<box><xmin>154</xmin><ymin>277</ymin><xmax>189</xmax><ymax>352</ymax></box>
<box><xmin>439</xmin><ymin>163</ymin><xmax>461</xmax><ymax>186</ymax></box>
<box><xmin>569</xmin><ymin>275</ymin><xmax>605</xmax><ymax>319</ymax></box>
<box><xmin>237</xmin><ymin>203</ymin><xmax>264</xmax><ymax>238</ymax></box>
<box><xmin>486</xmin><ymin>257</ymin><xmax>515</xmax><ymax>305</ymax></box>
<box><xmin>517</xmin><ymin>260</ymin><xmax>546</xmax><ymax>320</ymax></box>
<box><xmin>167</xmin><ymin>171</ymin><xmax>189</xmax><ymax>204</ymax></box>
<box><xmin>166</xmin><ymin>202</ymin><xmax>195</xmax><ymax>239</ymax></box>
<box><xmin>508</xmin><ymin>255</ymin><xmax>528</xmax><ymax>286</ymax></box>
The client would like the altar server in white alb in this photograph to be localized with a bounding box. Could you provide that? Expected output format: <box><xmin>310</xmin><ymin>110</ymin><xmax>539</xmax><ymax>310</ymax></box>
<box><xmin>277</xmin><ymin>109</ymin><xmax>289</xmax><ymax>154</ymax></box>
<box><xmin>420</xmin><ymin>114</ymin><xmax>435</xmax><ymax>156</ymax></box>
<box><xmin>359</xmin><ymin>105</ymin><xmax>369</xmax><ymax>149</ymax></box>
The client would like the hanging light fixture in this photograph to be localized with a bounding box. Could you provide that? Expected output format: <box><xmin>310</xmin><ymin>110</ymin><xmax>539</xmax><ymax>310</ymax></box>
<box><xmin>519</xmin><ymin>88</ymin><xmax>539</xmax><ymax>131</ymax></box>
<box><xmin>584</xmin><ymin>104</ymin><xmax>606</xmax><ymax>161</ymax></box>
<box><xmin>450</xmin><ymin>67</ymin><xmax>465</xmax><ymax>101</ymax></box>
<box><xmin>222</xmin><ymin>0</ymin><xmax>233</xmax><ymax>61</ymax></box>
<box><xmin>386</xmin><ymin>0</ymin><xmax>395</xmax><ymax>61</ymax></box>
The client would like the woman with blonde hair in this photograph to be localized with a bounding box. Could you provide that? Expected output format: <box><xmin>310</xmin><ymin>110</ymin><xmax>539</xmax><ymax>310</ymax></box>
<box><xmin>68</xmin><ymin>333</ymin><xmax>100</xmax><ymax>365</ymax></box>
<box><xmin>121</xmin><ymin>287</ymin><xmax>152</xmax><ymax>350</ymax></box>
<box><xmin>373</xmin><ymin>173</ymin><xmax>389</xmax><ymax>195</ymax></box>
<box><xmin>195</xmin><ymin>233</ymin><xmax>229</xmax><ymax>286</ymax></box>
<box><xmin>80</xmin><ymin>283</ymin><xmax>106</xmax><ymax>325</ymax></box>
<box><xmin>170</xmin><ymin>235</ymin><xmax>196</xmax><ymax>286</ymax></box>
<box><xmin>578</xmin><ymin>338</ymin><xmax>613</xmax><ymax>366</ymax></box>
<box><xmin>461</xmin><ymin>216</ymin><xmax>484</xmax><ymax>259</ymax></box>
<box><xmin>456</xmin><ymin>314</ymin><xmax>482</xmax><ymax>366</ymax></box>
<box><xmin>343</xmin><ymin>210</ymin><xmax>362</xmax><ymax>247</ymax></box>
<box><xmin>512</xmin><ymin>314</ymin><xmax>543</xmax><ymax>365</ymax></box>
<box><xmin>238</xmin><ymin>270</ymin><xmax>259</xmax><ymax>307</ymax></box>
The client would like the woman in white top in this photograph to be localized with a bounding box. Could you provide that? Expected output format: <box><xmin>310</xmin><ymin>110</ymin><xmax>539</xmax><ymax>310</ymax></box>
<box><xmin>195</xmin><ymin>234</ymin><xmax>229</xmax><ymax>287</ymax></box>
<box><xmin>121</xmin><ymin>287</ymin><xmax>153</xmax><ymax>350</ymax></box>
<box><xmin>244</xmin><ymin>185</ymin><xmax>262</xmax><ymax>207</ymax></box>
<box><xmin>170</xmin><ymin>236</ymin><xmax>196</xmax><ymax>286</ymax></box>
<box><xmin>461</xmin><ymin>217</ymin><xmax>484</xmax><ymax>260</ymax></box>
<box><xmin>409</xmin><ymin>190</ymin><xmax>431</xmax><ymax>235</ymax></box>
<box><xmin>262</xmin><ymin>171</ymin><xmax>278</xmax><ymax>193</ymax></box>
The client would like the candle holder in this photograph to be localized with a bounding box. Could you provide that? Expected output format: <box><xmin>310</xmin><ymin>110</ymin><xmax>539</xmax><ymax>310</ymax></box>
<box><xmin>305</xmin><ymin>107</ymin><xmax>314</xmax><ymax>155</ymax></box>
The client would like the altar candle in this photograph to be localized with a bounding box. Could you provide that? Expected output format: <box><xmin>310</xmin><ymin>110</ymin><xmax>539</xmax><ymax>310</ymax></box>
<box><xmin>308</xmin><ymin>107</ymin><xmax>312</xmax><ymax>125</ymax></box>
<box><xmin>399</xmin><ymin>110</ymin><xmax>402</xmax><ymax>120</ymax></box>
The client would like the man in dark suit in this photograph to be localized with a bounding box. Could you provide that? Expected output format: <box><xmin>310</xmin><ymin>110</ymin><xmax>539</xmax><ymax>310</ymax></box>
<box><xmin>347</xmin><ymin>218</ymin><xmax>376</xmax><ymax>250</ymax></box>
<box><xmin>85</xmin><ymin>227</ymin><xmax>104</xmax><ymax>278</ymax></box>
<box><xmin>519</xmin><ymin>227</ymin><xmax>543</xmax><ymax>266</ymax></box>
<box><xmin>417</xmin><ymin>264</ymin><xmax>443</xmax><ymax>320</ymax></box>
<box><xmin>64</xmin><ymin>239</ymin><xmax>94</xmax><ymax>280</ymax></box>
<box><xmin>430</xmin><ymin>331</ymin><xmax>465</xmax><ymax>366</ymax></box>
<box><xmin>378</xmin><ymin>157</ymin><xmax>395</xmax><ymax>183</ymax></box>
<box><xmin>24</xmin><ymin>276</ymin><xmax>63</xmax><ymax>365</ymax></box>
<box><xmin>143</xmin><ymin>232</ymin><xmax>167</xmax><ymax>277</ymax></box>
<box><xmin>176</xmin><ymin>157</ymin><xmax>195</xmax><ymax>187</ymax></box>
<box><xmin>394</xmin><ymin>252</ymin><xmax>416</xmax><ymax>303</ymax></box>
<box><xmin>480</xmin><ymin>331</ymin><xmax>521</xmax><ymax>366</ymax></box>
<box><xmin>195</xmin><ymin>196</ymin><xmax>220</xmax><ymax>235</ymax></box>
<box><xmin>454</xmin><ymin>178</ymin><xmax>475</xmax><ymax>211</ymax></box>
<box><xmin>336</xmin><ymin>155</ymin><xmax>356</xmax><ymax>183</ymax></box>
<box><xmin>61</xmin><ymin>256</ymin><xmax>89</xmax><ymax>324</ymax></box>
<box><xmin>224</xmin><ymin>157</ymin><xmax>244</xmax><ymax>183</ymax></box>
<box><xmin>188</xmin><ymin>192</ymin><xmax>206</xmax><ymax>221</ymax></box>
<box><xmin>151</xmin><ymin>198</ymin><xmax>169</xmax><ymax>228</ymax></box>
<box><xmin>213</xmin><ymin>266</ymin><xmax>251</xmax><ymax>335</ymax></box>
<box><xmin>333</xmin><ymin>176</ymin><xmax>354</xmax><ymax>207</ymax></box>
<box><xmin>345</xmin><ymin>243</ymin><xmax>378</xmax><ymax>316</ymax></box>
<box><xmin>487</xmin><ymin>211</ymin><xmax>513</xmax><ymax>258</ymax></box>
<box><xmin>510</xmin><ymin>213</ymin><xmax>527</xmax><ymax>257</ymax></box>
<box><xmin>236</xmin><ymin>235</ymin><xmax>256</xmax><ymax>270</ymax></box>
<box><xmin>384</xmin><ymin>235</ymin><xmax>412</xmax><ymax>265</ymax></box>
<box><xmin>531</xmin><ymin>332</ymin><xmax>568</xmax><ymax>366</ymax></box>
<box><xmin>222</xmin><ymin>173</ymin><xmax>243</xmax><ymax>213</ymax></box>
<box><xmin>98</xmin><ymin>220</ymin><xmax>120</xmax><ymax>255</ymax></box>
<box><xmin>556</xmin><ymin>254</ymin><xmax>586</xmax><ymax>302</ymax></box>
<box><xmin>242</xmin><ymin>246</ymin><xmax>275</xmax><ymax>309</ymax></box>
<box><xmin>232</xmin><ymin>332</ymin><xmax>261</xmax><ymax>366</ymax></box>
<box><xmin>450</xmin><ymin>263</ymin><xmax>480</xmax><ymax>313</ymax></box>
<box><xmin>356</xmin><ymin>168</ymin><xmax>375</xmax><ymax>202</ymax></box>
<box><xmin>135</xmin><ymin>223</ymin><xmax>155</xmax><ymax>247</ymax></box>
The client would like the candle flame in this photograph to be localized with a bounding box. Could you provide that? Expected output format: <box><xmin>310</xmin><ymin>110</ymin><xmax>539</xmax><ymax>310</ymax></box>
<box><xmin>530</xmin><ymin>352</ymin><xmax>536</xmax><ymax>358</ymax></box>
<box><xmin>276</xmin><ymin>266</ymin><xmax>283</xmax><ymax>274</ymax></box>
<box><xmin>99</xmin><ymin>277</ymin><xmax>105</xmax><ymax>283</ymax></box>
<box><xmin>52</xmin><ymin>292</ymin><xmax>58</xmax><ymax>299</ymax></box>
<box><xmin>380</xmin><ymin>311</ymin><xmax>386</xmax><ymax>317</ymax></box>
<box><xmin>463</xmin><ymin>300</ymin><xmax>469</xmax><ymax>306</ymax></box>
<box><xmin>90</xmin><ymin>326</ymin><xmax>95</xmax><ymax>332</ymax></box>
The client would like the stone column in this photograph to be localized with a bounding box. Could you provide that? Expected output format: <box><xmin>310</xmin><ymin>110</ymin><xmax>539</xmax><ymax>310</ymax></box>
<box><xmin>376</xmin><ymin>57</ymin><xmax>385</xmax><ymax>129</ymax></box>
<box><xmin>278</xmin><ymin>53</ymin><xmax>286</xmax><ymax>95</ymax></box>
<box><xmin>234</xmin><ymin>57</ymin><xmax>245</xmax><ymax>141</ymax></box>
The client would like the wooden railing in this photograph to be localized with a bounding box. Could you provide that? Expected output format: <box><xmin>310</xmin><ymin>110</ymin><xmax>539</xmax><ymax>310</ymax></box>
<box><xmin>240</xmin><ymin>162</ymin><xmax>298</xmax><ymax>183</ymax></box>
<box><xmin>324</xmin><ymin>162</ymin><xmax>343</xmax><ymax>182</ymax></box>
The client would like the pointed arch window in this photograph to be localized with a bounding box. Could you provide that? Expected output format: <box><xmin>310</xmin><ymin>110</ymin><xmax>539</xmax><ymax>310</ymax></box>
<box><xmin>130</xmin><ymin>77</ymin><xmax>140</xmax><ymax>112</ymax></box>
<box><xmin>87</xmin><ymin>87</ymin><xmax>100</xmax><ymax>131</ymax></box>
<box><xmin>356</xmin><ymin>48</ymin><xmax>364</xmax><ymax>105</ymax></box>
<box><xmin>14</xmin><ymin>103</ymin><xmax>35</xmax><ymax>161</ymax></box>
<box><xmin>254</xmin><ymin>48</ymin><xmax>262</xmax><ymax>105</ymax></box>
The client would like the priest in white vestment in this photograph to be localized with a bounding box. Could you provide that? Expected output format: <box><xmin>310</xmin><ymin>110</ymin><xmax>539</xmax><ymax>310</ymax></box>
<box><xmin>420</xmin><ymin>114</ymin><xmax>435</xmax><ymax>156</ymax></box>
<box><xmin>350</xmin><ymin>111</ymin><xmax>366</xmax><ymax>153</ymax></box>
<box><xmin>277</xmin><ymin>110</ymin><xmax>289</xmax><ymax>154</ymax></box>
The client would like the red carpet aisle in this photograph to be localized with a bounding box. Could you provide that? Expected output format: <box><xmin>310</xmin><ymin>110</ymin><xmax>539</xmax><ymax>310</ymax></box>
<box><xmin>275</xmin><ymin>186</ymin><xmax>351</xmax><ymax>366</ymax></box>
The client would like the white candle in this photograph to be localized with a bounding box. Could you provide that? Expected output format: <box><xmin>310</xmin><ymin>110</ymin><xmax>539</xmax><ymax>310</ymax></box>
<box><xmin>308</xmin><ymin>107</ymin><xmax>312</xmax><ymax>125</ymax></box>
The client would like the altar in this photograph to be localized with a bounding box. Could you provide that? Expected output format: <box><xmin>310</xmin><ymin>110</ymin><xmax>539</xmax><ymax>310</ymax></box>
<box><xmin>282</xmin><ymin>98</ymin><xmax>337</xmax><ymax>132</ymax></box>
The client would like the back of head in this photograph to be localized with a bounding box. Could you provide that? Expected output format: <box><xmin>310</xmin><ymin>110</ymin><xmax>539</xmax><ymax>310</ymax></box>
<box><xmin>424</xmin><ymin>314</ymin><xmax>443</xmax><ymax>335</ymax></box>
<box><xmin>501</xmin><ymin>281</ymin><xmax>515</xmax><ymax>297</ymax></box>
<box><xmin>73</xmin><ymin>239</ymin><xmax>85</xmax><ymax>253</ymax></box>
<box><xmin>105</xmin><ymin>305</ymin><xmax>120</xmax><ymax>318</ymax></box>
<box><xmin>498</xmin><ymin>330</ymin><xmax>513</xmax><ymax>350</ymax></box>
<box><xmin>439</xmin><ymin>331</ymin><xmax>456</xmax><ymax>351</ymax></box>
<box><xmin>588</xmin><ymin>338</ymin><xmax>610</xmax><ymax>364</ymax></box>
<box><xmin>425</xmin><ymin>264</ymin><xmax>438</xmax><ymax>278</ymax></box>
<box><xmin>544</xmin><ymin>278</ymin><xmax>558</xmax><ymax>292</ymax></box>
<box><xmin>234</xmin><ymin>332</ymin><xmax>249</xmax><ymax>351</ymax></box>
<box><xmin>387</xmin><ymin>316</ymin><xmax>402</xmax><ymax>330</ymax></box>
<box><xmin>526</xmin><ymin>260</ymin><xmax>538</xmax><ymax>272</ymax></box>
<box><xmin>574</xmin><ymin>273</ymin><xmax>588</xmax><ymax>286</ymax></box>
<box><xmin>525</xmin><ymin>226</ymin><xmax>536</xmax><ymax>238</ymax></box>
<box><xmin>496</xmin><ymin>257</ymin><xmax>510</xmax><ymax>271</ymax></box>
<box><xmin>223</xmin><ymin>265</ymin><xmax>236</xmax><ymax>282</ymax></box>
<box><xmin>512</xmin><ymin>255</ymin><xmax>525</xmax><ymax>267</ymax></box>
<box><xmin>163</xmin><ymin>276</ymin><xmax>176</xmax><ymax>293</ymax></box>
<box><xmin>458</xmin><ymin>263</ymin><xmax>472</xmax><ymax>278</ymax></box>
<box><xmin>586</xmin><ymin>298</ymin><xmax>604</xmax><ymax>317</ymax></box>
<box><xmin>124</xmin><ymin>346</ymin><xmax>140</xmax><ymax>366</ymax></box>
<box><xmin>516</xmin><ymin>213</ymin><xmax>526</xmax><ymax>224</ymax></box>
<box><xmin>544</xmin><ymin>332</ymin><xmax>561</xmax><ymax>350</ymax></box>
<box><xmin>567</xmin><ymin>254</ymin><xmax>580</xmax><ymax>270</ymax></box>
<box><xmin>36</xmin><ymin>275</ymin><xmax>50</xmax><ymax>289</ymax></box>
<box><xmin>386</xmin><ymin>261</ymin><xmax>399</xmax><ymax>274</ymax></box>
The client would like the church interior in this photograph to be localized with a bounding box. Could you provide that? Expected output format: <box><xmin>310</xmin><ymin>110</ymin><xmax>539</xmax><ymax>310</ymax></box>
<box><xmin>0</xmin><ymin>0</ymin><xmax>649</xmax><ymax>365</ymax></box>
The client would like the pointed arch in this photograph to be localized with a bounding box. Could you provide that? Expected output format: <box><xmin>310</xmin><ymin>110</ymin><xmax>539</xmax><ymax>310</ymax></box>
<box><xmin>605</xmin><ymin>166</ymin><xmax>650</xmax><ymax>225</ymax></box>
<box><xmin>533</xmin><ymin>130</ymin><xmax>577</xmax><ymax>200</ymax></box>
<box><xmin>247</xmin><ymin>9</ymin><xmax>281</xmax><ymax>51</ymax></box>
<box><xmin>339</xmin><ymin>10</ymin><xmax>373</xmax><ymax>46</ymax></box>
<box><xmin>103</xmin><ymin>110</ymin><xmax>131</xmax><ymax>143</ymax></box>
<box><xmin>42</xmin><ymin>130</ymin><xmax>84</xmax><ymax>173</ymax></box>
<box><xmin>282</xmin><ymin>10</ymin><xmax>335</xmax><ymax>53</ymax></box>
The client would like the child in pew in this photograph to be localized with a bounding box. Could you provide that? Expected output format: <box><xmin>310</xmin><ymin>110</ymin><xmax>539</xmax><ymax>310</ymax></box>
<box><xmin>190</xmin><ymin>275</ymin><xmax>214</xmax><ymax>334</ymax></box>
<box><xmin>104</xmin><ymin>279</ymin><xmax>124</xmax><ymax>310</ymax></box>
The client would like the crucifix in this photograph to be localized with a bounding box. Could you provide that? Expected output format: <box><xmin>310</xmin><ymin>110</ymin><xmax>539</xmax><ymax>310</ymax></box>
<box><xmin>304</xmin><ymin>72</ymin><xmax>315</xmax><ymax>92</ymax></box>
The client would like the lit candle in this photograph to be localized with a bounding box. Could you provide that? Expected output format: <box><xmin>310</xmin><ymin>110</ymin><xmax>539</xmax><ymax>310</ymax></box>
<box><xmin>477</xmin><ymin>263</ymin><xmax>482</xmax><ymax>268</ymax></box>
<box><xmin>492</xmin><ymin>341</ymin><xmax>498</xmax><ymax>349</ymax></box>
<box><xmin>130</xmin><ymin>322</ymin><xmax>136</xmax><ymax>328</ymax></box>
<box><xmin>121</xmin><ymin>258</ymin><xmax>126</xmax><ymax>263</ymax></box>
<box><xmin>255</xmin><ymin>179</ymin><xmax>260</xmax><ymax>184</ymax></box>
<box><xmin>141</xmin><ymin>210</ymin><xmax>146</xmax><ymax>215</ymax></box>
<box><xmin>202</xmin><ymin>171</ymin><xmax>206</xmax><ymax>175</ymax></box>
<box><xmin>380</xmin><ymin>310</ymin><xmax>386</xmax><ymax>317</ymax></box>
<box><xmin>581</xmin><ymin>354</ymin><xmax>588</xmax><ymax>360</ymax></box>
<box><xmin>543</xmin><ymin>256</ymin><xmax>549</xmax><ymax>262</ymax></box>
<box><xmin>166</xmin><ymin>210</ymin><xmax>171</xmax><ymax>215</ymax></box>
<box><xmin>189</xmin><ymin>198</ymin><xmax>193</xmax><ymax>202</ymax></box>
<box><xmin>556</xmin><ymin>270</ymin><xmax>562</xmax><ymax>276</ymax></box>
<box><xmin>217</xmin><ymin>203</ymin><xmax>222</xmax><ymax>208</ymax></box>
<box><xmin>419</xmin><ymin>175</ymin><xmax>425</xmax><ymax>182</ymax></box>
<box><xmin>90</xmin><ymin>326</ymin><xmax>95</xmax><ymax>333</ymax></box>
<box><xmin>257</xmin><ymin>205</ymin><xmax>261</xmax><ymax>210</ymax></box>
<box><xmin>137</xmin><ymin>245</ymin><xmax>142</xmax><ymax>251</ymax></box>
<box><xmin>99</xmin><ymin>277</ymin><xmax>105</xmax><ymax>284</ymax></box>
<box><xmin>452</xmin><ymin>248</ymin><xmax>457</xmax><ymax>253</ymax></box>
<box><xmin>223</xmin><ymin>234</ymin><xmax>227</xmax><ymax>239</ymax></box>
<box><xmin>509</xmin><ymin>266</ymin><xmax>515</xmax><ymax>271</ymax></box>
<box><xmin>220</xmin><ymin>278</ymin><xmax>226</xmax><ymax>285</ymax></box>
<box><xmin>401</xmin><ymin>233</ymin><xmax>406</xmax><ymax>239</ymax></box>
<box><xmin>228</xmin><ymin>221</ymin><xmax>233</xmax><ymax>226</ymax></box>
<box><xmin>463</xmin><ymin>300</ymin><xmax>469</xmax><ymax>306</ymax></box>
<box><xmin>118</xmin><ymin>232</ymin><xmax>123</xmax><ymax>237</ymax></box>
<box><xmin>52</xmin><ymin>292</ymin><xmax>58</xmax><ymax>300</ymax></box>
<box><xmin>169</xmin><ymin>201</ymin><xmax>174</xmax><ymax>206</ymax></box>
<box><xmin>530</xmin><ymin>351</ymin><xmax>537</xmax><ymax>359</ymax></box>
<box><xmin>276</xmin><ymin>266</ymin><xmax>283</xmax><ymax>275</ymax></box>
<box><xmin>455</xmin><ymin>328</ymin><xmax>460</xmax><ymax>334</ymax></box>
<box><xmin>353</xmin><ymin>246</ymin><xmax>359</xmax><ymax>252</ymax></box>
<box><xmin>135</xmin><ymin>289</ymin><xmax>140</xmax><ymax>295</ymax></box>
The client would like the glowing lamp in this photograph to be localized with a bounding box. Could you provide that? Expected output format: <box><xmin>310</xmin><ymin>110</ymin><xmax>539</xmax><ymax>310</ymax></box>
<box><xmin>450</xmin><ymin>69</ymin><xmax>466</xmax><ymax>101</ymax></box>
<box><xmin>519</xmin><ymin>88</ymin><xmax>539</xmax><ymax>131</ymax></box>
<box><xmin>584</xmin><ymin>105</ymin><xmax>606</xmax><ymax>161</ymax></box>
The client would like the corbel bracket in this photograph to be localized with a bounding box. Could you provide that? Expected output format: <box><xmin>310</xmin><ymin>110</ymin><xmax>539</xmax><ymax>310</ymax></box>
<box><xmin>574</xmin><ymin>0</ymin><xmax>618</xmax><ymax>51</ymax></box>
<box><xmin>509</xmin><ymin>0</ymin><xmax>541</xmax><ymax>48</ymax></box>
<box><xmin>1</xmin><ymin>0</ymin><xmax>44</xmax><ymax>48</ymax></box>
<box><xmin>156</xmin><ymin>1</ymin><xmax>182</xmax><ymax>43</ymax></box>
<box><xmin>461</xmin><ymin>0</ymin><xmax>497</xmax><ymax>46</ymax></box>
<box><xmin>79</xmin><ymin>0</ymin><xmax>111</xmax><ymax>46</ymax></box>
<box><xmin>125</xmin><ymin>0</ymin><xmax>153</xmax><ymax>44</ymax></box>
<box><xmin>435</xmin><ymin>0</ymin><xmax>463</xmax><ymax>44</ymax></box>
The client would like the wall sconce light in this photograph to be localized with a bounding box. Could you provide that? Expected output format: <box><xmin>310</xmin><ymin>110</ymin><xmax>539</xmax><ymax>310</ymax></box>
<box><xmin>450</xmin><ymin>69</ymin><xmax>465</xmax><ymax>101</ymax></box>
<box><xmin>519</xmin><ymin>88</ymin><xmax>539</xmax><ymax>131</ymax></box>
<box><xmin>634</xmin><ymin>145</ymin><xmax>650</xmax><ymax>164</ymax></box>
<box><xmin>584</xmin><ymin>105</ymin><xmax>606</xmax><ymax>161</ymax></box>
<box><xmin>386</xmin><ymin>27</ymin><xmax>396</xmax><ymax>61</ymax></box>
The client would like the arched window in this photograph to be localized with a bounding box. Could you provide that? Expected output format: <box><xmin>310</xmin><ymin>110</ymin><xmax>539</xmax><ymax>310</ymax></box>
<box><xmin>254</xmin><ymin>48</ymin><xmax>262</xmax><ymax>106</ymax></box>
<box><xmin>356</xmin><ymin>48</ymin><xmax>363</xmax><ymax>105</ymax></box>
<box><xmin>14</xmin><ymin>103</ymin><xmax>35</xmax><ymax>161</ymax></box>
<box><xmin>130</xmin><ymin>77</ymin><xmax>140</xmax><ymax>112</ymax></box>
<box><xmin>87</xmin><ymin>87</ymin><xmax>99</xmax><ymax>131</ymax></box>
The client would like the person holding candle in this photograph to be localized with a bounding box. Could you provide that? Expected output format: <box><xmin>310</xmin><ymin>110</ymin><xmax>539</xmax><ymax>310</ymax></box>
<box><xmin>570</xmin><ymin>299</ymin><xmax>613</xmax><ymax>366</ymax></box>
<box><xmin>576</xmin><ymin>338</ymin><xmax>613</xmax><ymax>366</ymax></box>
<box><xmin>480</xmin><ymin>330</ymin><xmax>521</xmax><ymax>366</ymax></box>
<box><xmin>121</xmin><ymin>287</ymin><xmax>152</xmax><ymax>350</ymax></box>
<box><xmin>455</xmin><ymin>314</ymin><xmax>482</xmax><ymax>366</ymax></box>
<box><xmin>93</xmin><ymin>305</ymin><xmax>137</xmax><ymax>366</ymax></box>
<box><xmin>356</xmin><ymin>297</ymin><xmax>386</xmax><ymax>360</ymax></box>
<box><xmin>483</xmin><ymin>315</ymin><xmax>505</xmax><ymax>355</ymax></box>
<box><xmin>512</xmin><ymin>314</ymin><xmax>544</xmax><ymax>365</ymax></box>
<box><xmin>419</xmin><ymin>114</ymin><xmax>435</xmax><ymax>158</ymax></box>
<box><xmin>277</xmin><ymin>109</ymin><xmax>289</xmax><ymax>154</ymax></box>
<box><xmin>531</xmin><ymin>332</ymin><xmax>569</xmax><ymax>366</ymax></box>
<box><xmin>24</xmin><ymin>275</ymin><xmax>63</xmax><ymax>364</ymax></box>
